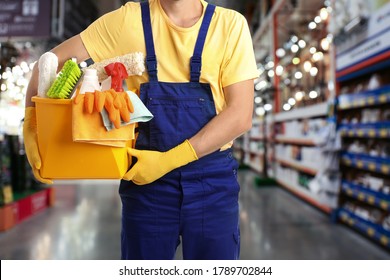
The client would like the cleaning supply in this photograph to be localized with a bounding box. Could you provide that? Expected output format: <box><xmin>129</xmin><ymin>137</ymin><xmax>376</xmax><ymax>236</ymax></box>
<box><xmin>85</xmin><ymin>52</ymin><xmax>145</xmax><ymax>82</ymax></box>
<box><xmin>32</xmin><ymin>96</ymin><xmax>131</xmax><ymax>178</ymax></box>
<box><xmin>76</xmin><ymin>89</ymin><xmax>135</xmax><ymax>129</ymax></box>
<box><xmin>70</xmin><ymin>90</ymin><xmax>135</xmax><ymax>148</ymax></box>
<box><xmin>37</xmin><ymin>52</ymin><xmax>58</xmax><ymax>98</ymax></box>
<box><xmin>104</xmin><ymin>63</ymin><xmax>128</xmax><ymax>92</ymax></box>
<box><xmin>23</xmin><ymin>107</ymin><xmax>53</xmax><ymax>184</ymax></box>
<box><xmin>79</xmin><ymin>69</ymin><xmax>101</xmax><ymax>94</ymax></box>
<box><xmin>78</xmin><ymin>69</ymin><xmax>101</xmax><ymax>113</ymax></box>
<box><xmin>84</xmin><ymin>92</ymin><xmax>95</xmax><ymax>114</ymax></box>
<box><xmin>100</xmin><ymin>90</ymin><xmax>153</xmax><ymax>131</ymax></box>
<box><xmin>123</xmin><ymin>140</ymin><xmax>198</xmax><ymax>185</ymax></box>
<box><xmin>47</xmin><ymin>59</ymin><xmax>82</xmax><ymax>99</ymax></box>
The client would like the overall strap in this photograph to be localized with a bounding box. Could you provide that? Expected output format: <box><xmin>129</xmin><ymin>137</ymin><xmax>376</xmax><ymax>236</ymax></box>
<box><xmin>141</xmin><ymin>1</ymin><xmax>158</xmax><ymax>82</ymax></box>
<box><xmin>190</xmin><ymin>4</ymin><xmax>216</xmax><ymax>83</ymax></box>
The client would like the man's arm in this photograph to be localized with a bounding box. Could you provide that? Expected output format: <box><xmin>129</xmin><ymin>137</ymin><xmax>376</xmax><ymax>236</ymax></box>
<box><xmin>189</xmin><ymin>79</ymin><xmax>254</xmax><ymax>158</ymax></box>
<box><xmin>25</xmin><ymin>34</ymin><xmax>90</xmax><ymax>107</ymax></box>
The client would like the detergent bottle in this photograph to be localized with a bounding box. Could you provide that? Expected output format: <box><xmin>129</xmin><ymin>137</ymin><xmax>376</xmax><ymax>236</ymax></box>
<box><xmin>79</xmin><ymin>69</ymin><xmax>101</xmax><ymax>94</ymax></box>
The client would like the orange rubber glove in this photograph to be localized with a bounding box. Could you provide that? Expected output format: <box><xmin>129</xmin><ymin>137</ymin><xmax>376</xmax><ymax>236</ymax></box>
<box><xmin>23</xmin><ymin>107</ymin><xmax>53</xmax><ymax>184</ymax></box>
<box><xmin>123</xmin><ymin>140</ymin><xmax>198</xmax><ymax>185</ymax></box>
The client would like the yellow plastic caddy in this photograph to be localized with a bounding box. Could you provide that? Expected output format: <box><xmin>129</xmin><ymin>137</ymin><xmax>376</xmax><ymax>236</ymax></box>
<box><xmin>32</xmin><ymin>96</ymin><xmax>131</xmax><ymax>179</ymax></box>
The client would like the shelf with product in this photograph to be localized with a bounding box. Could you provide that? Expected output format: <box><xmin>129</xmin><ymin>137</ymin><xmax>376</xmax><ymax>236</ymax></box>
<box><xmin>232</xmin><ymin>134</ymin><xmax>246</xmax><ymax>166</ymax></box>
<box><xmin>339</xmin><ymin>122</ymin><xmax>390</xmax><ymax>139</ymax></box>
<box><xmin>340</xmin><ymin>152</ymin><xmax>390</xmax><ymax>175</ymax></box>
<box><xmin>245</xmin><ymin>9</ymin><xmax>275</xmax><ymax>179</ymax></box>
<box><xmin>333</xmin><ymin>0</ymin><xmax>390</xmax><ymax>249</ymax></box>
<box><xmin>338</xmin><ymin>207</ymin><xmax>390</xmax><ymax>249</ymax></box>
<box><xmin>341</xmin><ymin>180</ymin><xmax>390</xmax><ymax>212</ymax></box>
<box><xmin>0</xmin><ymin>134</ymin><xmax>53</xmax><ymax>232</ymax></box>
<box><xmin>275</xmin><ymin>167</ymin><xmax>333</xmax><ymax>214</ymax></box>
<box><xmin>243</xmin><ymin>118</ymin><xmax>266</xmax><ymax>174</ymax></box>
<box><xmin>275</xmin><ymin>112</ymin><xmax>338</xmax><ymax>209</ymax></box>
<box><xmin>251</xmin><ymin>0</ymin><xmax>338</xmax><ymax>209</ymax></box>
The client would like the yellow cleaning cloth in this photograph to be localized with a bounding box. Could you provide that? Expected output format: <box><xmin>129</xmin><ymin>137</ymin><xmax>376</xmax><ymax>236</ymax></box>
<box><xmin>72</xmin><ymin>93</ymin><xmax>135</xmax><ymax>147</ymax></box>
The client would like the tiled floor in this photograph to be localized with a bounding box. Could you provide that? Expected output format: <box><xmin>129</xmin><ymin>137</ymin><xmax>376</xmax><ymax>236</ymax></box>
<box><xmin>0</xmin><ymin>171</ymin><xmax>389</xmax><ymax>260</ymax></box>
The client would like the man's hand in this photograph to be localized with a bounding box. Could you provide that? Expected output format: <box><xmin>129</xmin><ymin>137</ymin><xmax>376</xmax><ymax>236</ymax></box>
<box><xmin>123</xmin><ymin>140</ymin><xmax>198</xmax><ymax>185</ymax></box>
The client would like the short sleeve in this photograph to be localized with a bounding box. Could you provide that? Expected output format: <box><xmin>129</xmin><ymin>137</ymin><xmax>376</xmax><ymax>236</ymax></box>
<box><xmin>80</xmin><ymin>4</ymin><xmax>131</xmax><ymax>62</ymax></box>
<box><xmin>221</xmin><ymin>13</ymin><xmax>259</xmax><ymax>87</ymax></box>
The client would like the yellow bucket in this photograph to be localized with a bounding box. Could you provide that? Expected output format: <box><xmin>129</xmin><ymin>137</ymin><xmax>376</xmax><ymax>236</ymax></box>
<box><xmin>32</xmin><ymin>97</ymin><xmax>131</xmax><ymax>179</ymax></box>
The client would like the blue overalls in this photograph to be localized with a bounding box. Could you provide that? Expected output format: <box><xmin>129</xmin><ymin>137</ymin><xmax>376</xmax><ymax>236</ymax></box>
<box><xmin>119</xmin><ymin>1</ymin><xmax>240</xmax><ymax>260</ymax></box>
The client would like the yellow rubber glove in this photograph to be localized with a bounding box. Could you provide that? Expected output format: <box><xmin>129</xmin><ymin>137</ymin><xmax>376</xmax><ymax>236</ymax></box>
<box><xmin>123</xmin><ymin>140</ymin><xmax>198</xmax><ymax>185</ymax></box>
<box><xmin>23</xmin><ymin>107</ymin><xmax>53</xmax><ymax>184</ymax></box>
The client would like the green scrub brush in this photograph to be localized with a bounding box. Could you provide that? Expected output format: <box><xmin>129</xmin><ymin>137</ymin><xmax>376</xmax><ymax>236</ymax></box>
<box><xmin>47</xmin><ymin>59</ymin><xmax>82</xmax><ymax>99</ymax></box>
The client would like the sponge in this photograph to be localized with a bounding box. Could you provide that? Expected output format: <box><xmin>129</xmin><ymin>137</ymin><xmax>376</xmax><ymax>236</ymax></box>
<box><xmin>37</xmin><ymin>52</ymin><xmax>58</xmax><ymax>98</ymax></box>
<box><xmin>86</xmin><ymin>52</ymin><xmax>145</xmax><ymax>82</ymax></box>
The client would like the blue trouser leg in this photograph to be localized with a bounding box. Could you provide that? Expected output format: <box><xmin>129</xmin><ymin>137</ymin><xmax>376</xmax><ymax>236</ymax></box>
<box><xmin>120</xmin><ymin>150</ymin><xmax>240</xmax><ymax>260</ymax></box>
<box><xmin>120</xmin><ymin>174</ymin><xmax>181</xmax><ymax>260</ymax></box>
<box><xmin>180</xmin><ymin>151</ymin><xmax>240</xmax><ymax>260</ymax></box>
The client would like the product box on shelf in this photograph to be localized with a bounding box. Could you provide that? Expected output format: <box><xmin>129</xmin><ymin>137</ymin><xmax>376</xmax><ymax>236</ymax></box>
<box><xmin>0</xmin><ymin>136</ymin><xmax>13</xmax><ymax>205</ymax></box>
<box><xmin>32</xmin><ymin>97</ymin><xmax>133</xmax><ymax>179</ymax></box>
<box><xmin>0</xmin><ymin>187</ymin><xmax>54</xmax><ymax>232</ymax></box>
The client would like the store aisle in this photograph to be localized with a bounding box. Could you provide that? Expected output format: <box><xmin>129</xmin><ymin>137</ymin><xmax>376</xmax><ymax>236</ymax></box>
<box><xmin>0</xmin><ymin>171</ymin><xmax>389</xmax><ymax>260</ymax></box>
<box><xmin>238</xmin><ymin>171</ymin><xmax>390</xmax><ymax>259</ymax></box>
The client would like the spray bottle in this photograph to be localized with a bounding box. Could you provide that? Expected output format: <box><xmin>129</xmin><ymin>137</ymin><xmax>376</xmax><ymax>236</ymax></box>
<box><xmin>101</xmin><ymin>62</ymin><xmax>128</xmax><ymax>91</ymax></box>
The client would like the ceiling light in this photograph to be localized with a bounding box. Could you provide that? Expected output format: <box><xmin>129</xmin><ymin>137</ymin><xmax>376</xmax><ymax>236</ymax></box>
<box><xmin>268</xmin><ymin>70</ymin><xmax>275</xmax><ymax>78</ymax></box>
<box><xmin>320</xmin><ymin>7</ymin><xmax>329</xmax><ymax>20</ymax></box>
<box><xmin>295</xmin><ymin>91</ymin><xmax>305</xmax><ymax>101</ymax></box>
<box><xmin>264</xmin><ymin>104</ymin><xmax>273</xmax><ymax>111</ymax></box>
<box><xmin>295</xmin><ymin>71</ymin><xmax>303</xmax><ymax>79</ymax></box>
<box><xmin>310</xmin><ymin>67</ymin><xmax>319</xmax><ymax>76</ymax></box>
<box><xmin>309</xmin><ymin>90</ymin><xmax>318</xmax><ymax>99</ymax></box>
<box><xmin>291</xmin><ymin>44</ymin><xmax>299</xmax><ymax>53</ymax></box>
<box><xmin>308</xmin><ymin>22</ymin><xmax>317</xmax><ymax>30</ymax></box>
<box><xmin>303</xmin><ymin>61</ymin><xmax>312</xmax><ymax>72</ymax></box>
<box><xmin>292</xmin><ymin>57</ymin><xmax>300</xmax><ymax>65</ymax></box>
<box><xmin>266</xmin><ymin>61</ymin><xmax>274</xmax><ymax>69</ymax></box>
<box><xmin>321</xmin><ymin>38</ymin><xmax>330</xmax><ymax>51</ymax></box>
<box><xmin>298</xmin><ymin>40</ymin><xmax>306</xmax><ymax>49</ymax></box>
<box><xmin>276</xmin><ymin>65</ymin><xmax>284</xmax><ymax>76</ymax></box>
<box><xmin>310</xmin><ymin>47</ymin><xmax>317</xmax><ymax>54</ymax></box>
<box><xmin>276</xmin><ymin>48</ymin><xmax>286</xmax><ymax>58</ymax></box>
<box><xmin>255</xmin><ymin>97</ymin><xmax>263</xmax><ymax>104</ymax></box>
<box><xmin>326</xmin><ymin>33</ymin><xmax>334</xmax><ymax>43</ymax></box>
<box><xmin>255</xmin><ymin>80</ymin><xmax>267</xmax><ymax>91</ymax></box>
<box><xmin>291</xmin><ymin>35</ymin><xmax>299</xmax><ymax>43</ymax></box>
<box><xmin>283</xmin><ymin>103</ymin><xmax>292</xmax><ymax>111</ymax></box>
<box><xmin>314</xmin><ymin>16</ymin><xmax>322</xmax><ymax>24</ymax></box>
<box><xmin>312</xmin><ymin>52</ymin><xmax>324</xmax><ymax>62</ymax></box>
<box><xmin>288</xmin><ymin>98</ymin><xmax>296</xmax><ymax>106</ymax></box>
<box><xmin>255</xmin><ymin>107</ymin><xmax>265</xmax><ymax>116</ymax></box>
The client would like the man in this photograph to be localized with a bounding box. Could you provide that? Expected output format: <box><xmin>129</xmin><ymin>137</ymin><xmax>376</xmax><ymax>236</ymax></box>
<box><xmin>24</xmin><ymin>0</ymin><xmax>258</xmax><ymax>259</ymax></box>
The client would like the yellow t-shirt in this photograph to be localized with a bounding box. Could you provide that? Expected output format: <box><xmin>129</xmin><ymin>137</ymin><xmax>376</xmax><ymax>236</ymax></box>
<box><xmin>80</xmin><ymin>0</ymin><xmax>259</xmax><ymax>148</ymax></box>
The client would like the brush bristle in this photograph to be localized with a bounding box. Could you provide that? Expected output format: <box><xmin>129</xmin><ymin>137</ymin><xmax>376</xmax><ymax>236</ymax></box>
<box><xmin>47</xmin><ymin>60</ymin><xmax>82</xmax><ymax>99</ymax></box>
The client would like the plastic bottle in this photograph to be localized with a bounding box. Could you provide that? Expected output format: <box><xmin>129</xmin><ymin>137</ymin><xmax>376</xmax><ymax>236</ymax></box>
<box><xmin>79</xmin><ymin>69</ymin><xmax>101</xmax><ymax>94</ymax></box>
